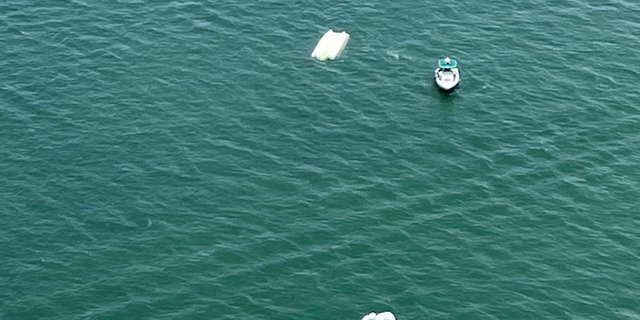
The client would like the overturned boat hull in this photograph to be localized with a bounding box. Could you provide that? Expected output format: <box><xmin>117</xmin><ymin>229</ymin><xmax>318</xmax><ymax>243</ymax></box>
<box><xmin>311</xmin><ymin>29</ymin><xmax>350</xmax><ymax>61</ymax></box>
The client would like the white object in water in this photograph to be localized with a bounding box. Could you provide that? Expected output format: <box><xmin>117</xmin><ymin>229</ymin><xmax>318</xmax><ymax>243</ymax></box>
<box><xmin>375</xmin><ymin>312</ymin><xmax>396</xmax><ymax>320</ymax></box>
<box><xmin>434</xmin><ymin>57</ymin><xmax>460</xmax><ymax>91</ymax></box>
<box><xmin>361</xmin><ymin>312</ymin><xmax>377</xmax><ymax>320</ymax></box>
<box><xmin>360</xmin><ymin>311</ymin><xmax>395</xmax><ymax>320</ymax></box>
<box><xmin>311</xmin><ymin>29</ymin><xmax>350</xmax><ymax>61</ymax></box>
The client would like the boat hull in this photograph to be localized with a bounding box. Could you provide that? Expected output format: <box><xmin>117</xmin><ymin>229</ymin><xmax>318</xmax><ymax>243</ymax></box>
<box><xmin>311</xmin><ymin>29</ymin><xmax>350</xmax><ymax>61</ymax></box>
<box><xmin>434</xmin><ymin>68</ymin><xmax>460</xmax><ymax>91</ymax></box>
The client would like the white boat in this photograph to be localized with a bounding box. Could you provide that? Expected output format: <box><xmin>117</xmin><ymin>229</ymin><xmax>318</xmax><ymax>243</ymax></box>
<box><xmin>434</xmin><ymin>57</ymin><xmax>460</xmax><ymax>90</ymax></box>
<box><xmin>311</xmin><ymin>29</ymin><xmax>350</xmax><ymax>61</ymax></box>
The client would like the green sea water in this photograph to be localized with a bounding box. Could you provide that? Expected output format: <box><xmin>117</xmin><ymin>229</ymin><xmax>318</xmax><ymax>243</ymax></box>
<box><xmin>2</xmin><ymin>0</ymin><xmax>639</xmax><ymax>319</ymax></box>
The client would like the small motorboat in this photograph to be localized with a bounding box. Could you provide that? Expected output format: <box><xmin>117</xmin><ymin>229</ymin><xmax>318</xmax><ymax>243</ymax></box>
<box><xmin>434</xmin><ymin>57</ymin><xmax>460</xmax><ymax>91</ymax></box>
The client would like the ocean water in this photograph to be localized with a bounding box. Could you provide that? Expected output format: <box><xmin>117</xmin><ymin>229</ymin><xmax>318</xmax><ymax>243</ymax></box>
<box><xmin>1</xmin><ymin>0</ymin><xmax>639</xmax><ymax>319</ymax></box>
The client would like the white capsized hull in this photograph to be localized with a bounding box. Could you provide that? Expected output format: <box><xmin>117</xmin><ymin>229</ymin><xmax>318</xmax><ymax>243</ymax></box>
<box><xmin>311</xmin><ymin>29</ymin><xmax>350</xmax><ymax>61</ymax></box>
<box><xmin>434</xmin><ymin>68</ymin><xmax>460</xmax><ymax>90</ymax></box>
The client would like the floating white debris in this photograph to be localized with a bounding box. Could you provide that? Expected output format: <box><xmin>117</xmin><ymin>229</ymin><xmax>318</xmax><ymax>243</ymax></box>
<box><xmin>375</xmin><ymin>312</ymin><xmax>396</xmax><ymax>320</ymax></box>
<box><xmin>361</xmin><ymin>312</ymin><xmax>377</xmax><ymax>320</ymax></box>
<box><xmin>311</xmin><ymin>29</ymin><xmax>350</xmax><ymax>61</ymax></box>
<box><xmin>360</xmin><ymin>311</ymin><xmax>396</xmax><ymax>320</ymax></box>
